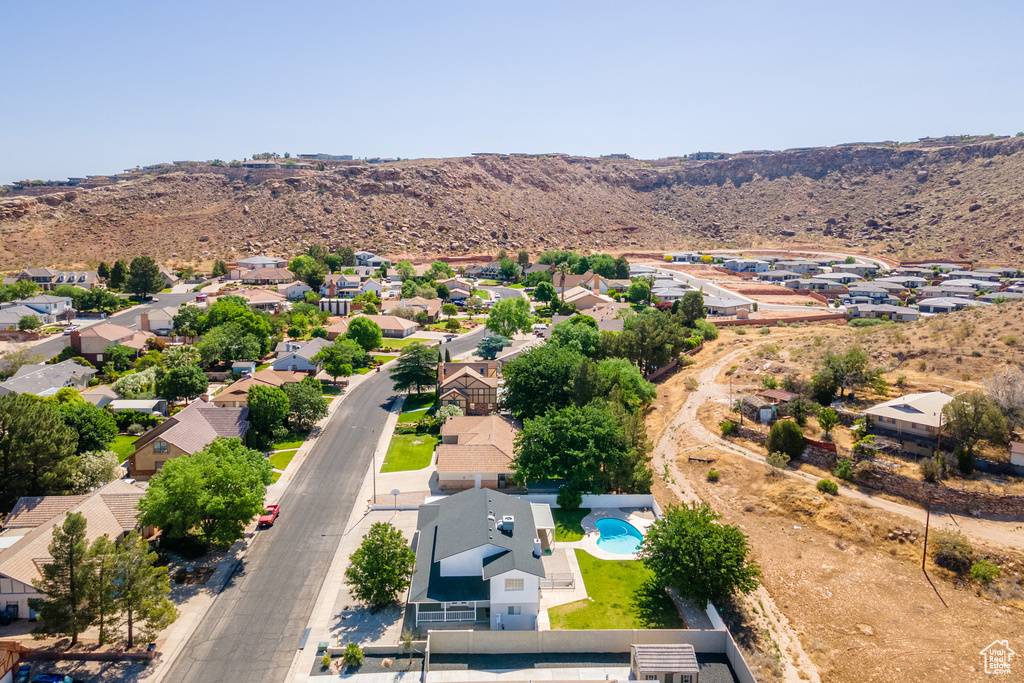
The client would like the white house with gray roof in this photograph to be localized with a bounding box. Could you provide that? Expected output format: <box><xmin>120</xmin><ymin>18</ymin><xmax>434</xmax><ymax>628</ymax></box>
<box><xmin>0</xmin><ymin>359</ymin><xmax>95</xmax><ymax>396</ymax></box>
<box><xmin>409</xmin><ymin>488</ymin><xmax>553</xmax><ymax>631</ymax></box>
<box><xmin>271</xmin><ymin>337</ymin><xmax>330</xmax><ymax>372</ymax></box>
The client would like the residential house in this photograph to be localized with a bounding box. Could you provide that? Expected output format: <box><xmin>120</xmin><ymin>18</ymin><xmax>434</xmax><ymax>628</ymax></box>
<box><xmin>651</xmin><ymin>285</ymin><xmax>693</xmax><ymax>303</ymax></box>
<box><xmin>759</xmin><ymin>270</ymin><xmax>802</xmax><ymax>283</ymax></box>
<box><xmin>847</xmin><ymin>303</ymin><xmax>920</xmax><ymax>322</ymax></box>
<box><xmin>774</xmin><ymin>259</ymin><xmax>821</xmax><ymax>274</ymax></box>
<box><xmin>1010</xmin><ymin>441</ymin><xmax>1024</xmax><ymax>468</ymax></box>
<box><xmin>241</xmin><ymin>268</ymin><xmax>294</xmax><ymax>285</ymax></box>
<box><xmin>0</xmin><ymin>304</ymin><xmax>55</xmax><ymax>329</ymax></box>
<box><xmin>383</xmin><ymin>297</ymin><xmax>442</xmax><ymax>323</ymax></box>
<box><xmin>212</xmin><ymin>369</ymin><xmax>308</xmax><ymax>407</ymax></box>
<box><xmin>783</xmin><ymin>277</ymin><xmax>844</xmax><ymax>292</ymax></box>
<box><xmin>629</xmin><ymin>264</ymin><xmax>657</xmax><ymax>277</ymax></box>
<box><xmin>354</xmin><ymin>250</ymin><xmax>377</xmax><ymax>266</ymax></box>
<box><xmin>409</xmin><ymin>488</ymin><xmax>552</xmax><ymax>630</ymax></box>
<box><xmin>630</xmin><ymin>644</ymin><xmax>700</xmax><ymax>683</ymax></box>
<box><xmin>280</xmin><ymin>280</ymin><xmax>313</xmax><ymax>301</ymax></box>
<box><xmin>16</xmin><ymin>269</ymin><xmax>100</xmax><ymax>291</ymax></box>
<box><xmin>863</xmin><ymin>392</ymin><xmax>954</xmax><ymax>455</ymax></box>
<box><xmin>816</xmin><ymin>272</ymin><xmax>863</xmax><ymax>285</ymax></box>
<box><xmin>322</xmin><ymin>273</ymin><xmax>362</xmax><ymax>298</ymax></box>
<box><xmin>974</xmin><ymin>267</ymin><xmax>1019</xmax><ymax>278</ymax></box>
<box><xmin>722</xmin><ymin>257</ymin><xmax>770</xmax><ymax>273</ymax></box>
<box><xmin>916</xmin><ymin>284</ymin><xmax>975</xmax><ymax>299</ymax></box>
<box><xmin>979</xmin><ymin>291</ymin><xmax>1024</xmax><ymax>303</ymax></box>
<box><xmin>875</xmin><ymin>275</ymin><xmax>928</xmax><ymax>288</ymax></box>
<box><xmin>436</xmin><ymin>415</ymin><xmax>519</xmax><ymax>491</ymax></box>
<box><xmin>894</xmin><ymin>266</ymin><xmax>933</xmax><ymax>277</ymax></box>
<box><xmin>0</xmin><ymin>359</ymin><xmax>96</xmax><ymax>396</ymax></box>
<box><xmin>437</xmin><ymin>277</ymin><xmax>474</xmax><ymax>302</ymax></box>
<box><xmin>701</xmin><ymin>296</ymin><xmax>750</xmax><ymax>316</ymax></box>
<box><xmin>362</xmin><ymin>314</ymin><xmax>419</xmax><ymax>338</ymax></box>
<box><xmin>19</xmin><ymin>294</ymin><xmax>73</xmax><ymax>317</ymax></box>
<box><xmin>232</xmin><ymin>360</ymin><xmax>257</xmax><ymax>376</ymax></box>
<box><xmin>271</xmin><ymin>337</ymin><xmax>330</xmax><ymax>372</ymax></box>
<box><xmin>845</xmin><ymin>283</ymin><xmax>900</xmax><ymax>302</ymax></box>
<box><xmin>918</xmin><ymin>297</ymin><xmax>989</xmax><ymax>314</ymax></box>
<box><xmin>465</xmin><ymin>261</ymin><xmax>502</xmax><ymax>279</ymax></box>
<box><xmin>70</xmin><ymin>323</ymin><xmax>153</xmax><ymax>367</ymax></box>
<box><xmin>234</xmin><ymin>255</ymin><xmax>288</xmax><ymax>272</ymax></box>
<box><xmin>325</xmin><ymin>316</ymin><xmax>351</xmax><ymax>341</ymax></box>
<box><xmin>360</xmin><ymin>278</ymin><xmax>385</xmax><ymax>298</ymax></box>
<box><xmin>213</xmin><ymin>288</ymin><xmax>286</xmax><ymax>313</ymax></box>
<box><xmin>16</xmin><ymin>267</ymin><xmax>60</xmax><ymax>288</ymax></box>
<box><xmin>0</xmin><ymin>480</ymin><xmax>146</xmax><ymax>620</ymax></box>
<box><xmin>129</xmin><ymin>400</ymin><xmax>250</xmax><ymax>476</ymax></box>
<box><xmin>438</xmin><ymin>360</ymin><xmax>500</xmax><ymax>384</ymax></box>
<box><xmin>81</xmin><ymin>384</ymin><xmax>118</xmax><ymax>408</ymax></box>
<box><xmin>664</xmin><ymin>251</ymin><xmax>702</xmax><ymax>263</ymax></box>
<box><xmin>139</xmin><ymin>306</ymin><xmax>181</xmax><ymax>336</ymax></box>
<box><xmin>157</xmin><ymin>264</ymin><xmax>179</xmax><ymax>288</ymax></box>
<box><xmin>831</xmin><ymin>262</ymin><xmax>881</xmax><ymax>277</ymax></box>
<box><xmin>440</xmin><ymin>366</ymin><xmax>498</xmax><ymax>415</ymax></box>
<box><xmin>561</xmin><ymin>286</ymin><xmax>614</xmax><ymax>310</ymax></box>
<box><xmin>108</xmin><ymin>398</ymin><xmax>168</xmax><ymax>416</ymax></box>
<box><xmin>947</xmin><ymin>270</ymin><xmax>1001</xmax><ymax>282</ymax></box>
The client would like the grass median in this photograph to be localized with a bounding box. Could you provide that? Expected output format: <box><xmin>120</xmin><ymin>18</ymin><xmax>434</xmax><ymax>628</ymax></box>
<box><xmin>380</xmin><ymin>433</ymin><xmax>437</xmax><ymax>472</ymax></box>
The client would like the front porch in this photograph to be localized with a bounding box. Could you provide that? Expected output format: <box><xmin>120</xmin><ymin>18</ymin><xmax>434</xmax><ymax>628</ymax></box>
<box><xmin>414</xmin><ymin>601</ymin><xmax>490</xmax><ymax>628</ymax></box>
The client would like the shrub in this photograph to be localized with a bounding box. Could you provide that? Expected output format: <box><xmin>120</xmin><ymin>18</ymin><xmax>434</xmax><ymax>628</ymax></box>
<box><xmin>932</xmin><ymin>530</ymin><xmax>973</xmax><ymax>573</ymax></box>
<box><xmin>919</xmin><ymin>457</ymin><xmax>941</xmax><ymax>482</ymax></box>
<box><xmin>684</xmin><ymin>376</ymin><xmax>699</xmax><ymax>390</ymax></box>
<box><xmin>127</xmin><ymin>423</ymin><xmax>145</xmax><ymax>436</ymax></box>
<box><xmin>832</xmin><ymin>457</ymin><xmax>853</xmax><ymax>481</ymax></box>
<box><xmin>114</xmin><ymin>408</ymin><xmax>163</xmax><ymax>431</ymax></box>
<box><xmin>706</xmin><ymin>469</ymin><xmax>720</xmax><ymax>482</ymax></box>
<box><xmin>971</xmin><ymin>559</ymin><xmax>1001</xmax><ymax>585</ymax></box>
<box><xmin>735</xmin><ymin>328</ymin><xmax>747</xmax><ymax>335</ymax></box>
<box><xmin>761</xmin><ymin>375</ymin><xmax>778</xmax><ymax>390</ymax></box>
<box><xmin>765</xmin><ymin>451</ymin><xmax>790</xmax><ymax>476</ymax></box>
<box><xmin>954</xmin><ymin>445</ymin><xmax>974</xmax><ymax>475</ymax></box>
<box><xmin>556</xmin><ymin>486</ymin><xmax>583</xmax><ymax>511</ymax></box>
<box><xmin>766</xmin><ymin>420</ymin><xmax>805</xmax><ymax>460</ymax></box>
<box><xmin>816</xmin><ymin>479</ymin><xmax>839</xmax><ymax>495</ymax></box>
<box><xmin>720</xmin><ymin>420</ymin><xmax>738</xmax><ymax>437</ymax></box>
<box><xmin>321</xmin><ymin>653</ymin><xmax>332</xmax><ymax>669</ymax></box>
<box><xmin>759</xmin><ymin>326</ymin><xmax>771</xmax><ymax>335</ymax></box>
<box><xmin>342</xmin><ymin>642</ymin><xmax>364</xmax><ymax>667</ymax></box>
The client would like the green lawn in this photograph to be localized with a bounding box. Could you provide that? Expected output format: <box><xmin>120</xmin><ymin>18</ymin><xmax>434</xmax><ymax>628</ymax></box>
<box><xmin>549</xmin><ymin>550</ymin><xmax>685</xmax><ymax>630</ymax></box>
<box><xmin>377</xmin><ymin>336</ymin><xmax>434</xmax><ymax>350</ymax></box>
<box><xmin>271</xmin><ymin>471</ymin><xmax>281</xmax><ymax>483</ymax></box>
<box><xmin>355</xmin><ymin>367</ymin><xmax>371</xmax><ymax>374</ymax></box>
<box><xmin>397</xmin><ymin>408</ymin><xmax>433</xmax><ymax>424</ymax></box>
<box><xmin>552</xmin><ymin>508</ymin><xmax>591</xmax><ymax>542</ymax></box>
<box><xmin>269</xmin><ymin>449</ymin><xmax>298</xmax><ymax>470</ymax></box>
<box><xmin>270</xmin><ymin>432</ymin><xmax>308</xmax><ymax>451</ymax></box>
<box><xmin>478</xmin><ymin>279</ymin><xmax>503</xmax><ymax>286</ymax></box>
<box><xmin>372</xmin><ymin>355</ymin><xmax>394</xmax><ymax>364</ymax></box>
<box><xmin>109</xmin><ymin>435</ymin><xmax>138</xmax><ymax>460</ymax></box>
<box><xmin>381</xmin><ymin>434</ymin><xmax>437</xmax><ymax>472</ymax></box>
<box><xmin>507</xmin><ymin>283</ymin><xmax>525</xmax><ymax>289</ymax></box>
<box><xmin>401</xmin><ymin>393</ymin><xmax>436</xmax><ymax>412</ymax></box>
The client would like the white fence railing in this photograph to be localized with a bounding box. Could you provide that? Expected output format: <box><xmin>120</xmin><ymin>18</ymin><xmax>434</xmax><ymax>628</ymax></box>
<box><xmin>540</xmin><ymin>574</ymin><xmax>575</xmax><ymax>590</ymax></box>
<box><xmin>418</xmin><ymin>610</ymin><xmax>476</xmax><ymax>623</ymax></box>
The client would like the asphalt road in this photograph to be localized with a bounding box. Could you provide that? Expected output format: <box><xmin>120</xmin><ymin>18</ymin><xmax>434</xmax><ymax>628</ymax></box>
<box><xmin>163</xmin><ymin>327</ymin><xmax>487</xmax><ymax>683</ymax></box>
<box><xmin>32</xmin><ymin>293</ymin><xmax>198</xmax><ymax>360</ymax></box>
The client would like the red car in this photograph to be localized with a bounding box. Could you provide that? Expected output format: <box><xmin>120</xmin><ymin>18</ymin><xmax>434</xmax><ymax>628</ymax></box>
<box><xmin>258</xmin><ymin>505</ymin><xmax>280</xmax><ymax>527</ymax></box>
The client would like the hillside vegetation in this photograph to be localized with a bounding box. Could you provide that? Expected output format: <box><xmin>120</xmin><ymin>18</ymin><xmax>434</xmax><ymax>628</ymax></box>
<box><xmin>2</xmin><ymin>137</ymin><xmax>1024</xmax><ymax>268</ymax></box>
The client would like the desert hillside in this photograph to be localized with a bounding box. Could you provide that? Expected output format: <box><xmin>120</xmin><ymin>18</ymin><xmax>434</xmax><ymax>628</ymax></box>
<box><xmin>2</xmin><ymin>137</ymin><xmax>1024</xmax><ymax>268</ymax></box>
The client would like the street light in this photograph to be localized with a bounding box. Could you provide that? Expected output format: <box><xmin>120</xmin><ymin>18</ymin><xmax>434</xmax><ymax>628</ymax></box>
<box><xmin>352</xmin><ymin>425</ymin><xmax>376</xmax><ymax>504</ymax></box>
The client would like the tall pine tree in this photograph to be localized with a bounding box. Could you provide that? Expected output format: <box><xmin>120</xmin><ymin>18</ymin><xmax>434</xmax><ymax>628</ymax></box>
<box><xmin>30</xmin><ymin>513</ymin><xmax>96</xmax><ymax>644</ymax></box>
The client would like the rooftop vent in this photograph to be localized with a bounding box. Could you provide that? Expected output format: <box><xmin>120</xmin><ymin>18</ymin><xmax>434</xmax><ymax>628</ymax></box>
<box><xmin>498</xmin><ymin>515</ymin><xmax>514</xmax><ymax>532</ymax></box>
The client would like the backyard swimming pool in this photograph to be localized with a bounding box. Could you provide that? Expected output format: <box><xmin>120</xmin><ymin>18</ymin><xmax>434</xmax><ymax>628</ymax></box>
<box><xmin>595</xmin><ymin>517</ymin><xmax>644</xmax><ymax>554</ymax></box>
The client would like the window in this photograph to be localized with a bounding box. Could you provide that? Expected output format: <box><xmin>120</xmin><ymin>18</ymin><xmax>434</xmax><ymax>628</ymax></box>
<box><xmin>507</xmin><ymin>606</ymin><xmax>521</xmax><ymax>615</ymax></box>
<box><xmin>153</xmin><ymin>441</ymin><xmax>168</xmax><ymax>453</ymax></box>
<box><xmin>645</xmin><ymin>676</ymin><xmax>659</xmax><ymax>681</ymax></box>
<box><xmin>504</xmin><ymin>578</ymin><xmax>524</xmax><ymax>591</ymax></box>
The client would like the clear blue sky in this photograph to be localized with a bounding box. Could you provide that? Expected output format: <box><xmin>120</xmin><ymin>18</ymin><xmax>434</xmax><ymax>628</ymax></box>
<box><xmin>3</xmin><ymin>0</ymin><xmax>1023</xmax><ymax>183</ymax></box>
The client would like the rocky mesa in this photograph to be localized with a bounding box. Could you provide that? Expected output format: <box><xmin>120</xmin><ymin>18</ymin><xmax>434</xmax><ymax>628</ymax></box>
<box><xmin>2</xmin><ymin>137</ymin><xmax>1023</xmax><ymax>268</ymax></box>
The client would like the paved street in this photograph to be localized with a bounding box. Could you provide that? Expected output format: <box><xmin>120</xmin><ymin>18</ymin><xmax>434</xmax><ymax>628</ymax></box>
<box><xmin>163</xmin><ymin>328</ymin><xmax>486</xmax><ymax>683</ymax></box>
<box><xmin>32</xmin><ymin>293</ymin><xmax>198</xmax><ymax>360</ymax></box>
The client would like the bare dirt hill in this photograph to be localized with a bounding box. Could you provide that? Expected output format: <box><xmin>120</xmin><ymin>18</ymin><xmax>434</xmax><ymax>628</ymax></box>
<box><xmin>2</xmin><ymin>137</ymin><xmax>1024</xmax><ymax>269</ymax></box>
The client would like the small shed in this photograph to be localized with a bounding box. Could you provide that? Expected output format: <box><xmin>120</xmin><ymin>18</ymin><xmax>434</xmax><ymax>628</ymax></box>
<box><xmin>232</xmin><ymin>361</ymin><xmax>257</xmax><ymax>376</ymax></box>
<box><xmin>630</xmin><ymin>643</ymin><xmax>700</xmax><ymax>683</ymax></box>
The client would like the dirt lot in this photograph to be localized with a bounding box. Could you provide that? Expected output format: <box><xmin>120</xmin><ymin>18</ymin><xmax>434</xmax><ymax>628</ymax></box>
<box><xmin>647</xmin><ymin>326</ymin><xmax>1024</xmax><ymax>682</ymax></box>
<box><xmin>658</xmin><ymin>263</ymin><xmax>746</xmax><ymax>280</ymax></box>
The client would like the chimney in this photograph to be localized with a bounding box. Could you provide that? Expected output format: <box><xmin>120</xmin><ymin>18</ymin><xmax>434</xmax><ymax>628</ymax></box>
<box><xmin>533</xmin><ymin>538</ymin><xmax>542</xmax><ymax>557</ymax></box>
<box><xmin>140</xmin><ymin>312</ymin><xmax>151</xmax><ymax>332</ymax></box>
<box><xmin>593</xmin><ymin>274</ymin><xmax>600</xmax><ymax>296</ymax></box>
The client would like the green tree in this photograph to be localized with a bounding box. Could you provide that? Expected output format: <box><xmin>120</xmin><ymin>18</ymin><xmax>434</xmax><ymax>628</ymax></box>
<box><xmin>556</xmin><ymin>262</ymin><xmax>572</xmax><ymax>303</ymax></box>
<box><xmin>549</xmin><ymin>319</ymin><xmax>601</xmax><ymax>357</ymax></box>
<box><xmin>390</xmin><ymin>343</ymin><xmax>439</xmax><ymax>394</ymax></box>
<box><xmin>71</xmin><ymin>450</ymin><xmax>121</xmax><ymax>493</ymax></box>
<box><xmin>485</xmin><ymin>296</ymin><xmax>533</xmax><ymax>338</ymax></box>
<box><xmin>626</xmin><ymin>279</ymin><xmax>651</xmax><ymax>304</ymax></box>
<box><xmin>502</xmin><ymin>343</ymin><xmax>585</xmax><ymax>419</ymax></box>
<box><xmin>596</xmin><ymin>358</ymin><xmax>657</xmax><ymax>410</ymax></box>
<box><xmin>283</xmin><ymin>378</ymin><xmax>328</xmax><ymax>430</ymax></box>
<box><xmin>162</xmin><ymin>344</ymin><xmax>201</xmax><ymax>368</ymax></box>
<box><xmin>346</xmin><ymin>316</ymin><xmax>384</xmax><ymax>353</ymax></box>
<box><xmin>172</xmin><ymin>306</ymin><xmax>205</xmax><ymax>340</ymax></box>
<box><xmin>442</xmin><ymin>302</ymin><xmax>458</xmax><ymax>319</ymax></box>
<box><xmin>88</xmin><ymin>534</ymin><xmax>119</xmax><ymax>644</ymax></box>
<box><xmin>108</xmin><ymin>259</ymin><xmax>129</xmax><ymax>290</ymax></box>
<box><xmin>476</xmin><ymin>335</ymin><xmax>511</xmax><ymax>360</ymax></box>
<box><xmin>942</xmin><ymin>391</ymin><xmax>1009</xmax><ymax>464</ymax></box>
<box><xmin>211</xmin><ymin>260</ymin><xmax>228</xmax><ymax>277</ymax></box>
<box><xmin>29</xmin><ymin>512</ymin><xmax>96</xmax><ymax>644</ymax></box>
<box><xmin>312</xmin><ymin>338</ymin><xmax>364</xmax><ymax>384</ymax></box>
<box><xmin>0</xmin><ymin>347</ymin><xmax>45</xmax><ymax>380</ymax></box>
<box><xmin>395</xmin><ymin>260</ymin><xmax>416</xmax><ymax>281</ymax></box>
<box><xmin>196</xmin><ymin>322</ymin><xmax>263</xmax><ymax>364</ymax></box>
<box><xmin>126</xmin><ymin>256</ymin><xmax>164</xmax><ymax>298</ymax></box>
<box><xmin>613</xmin><ymin>256</ymin><xmax>630</xmax><ymax>279</ymax></box>
<box><xmin>619</xmin><ymin>309</ymin><xmax>690</xmax><ymax>373</ymax></box>
<box><xmin>158</xmin><ymin>364</ymin><xmax>210</xmax><ymax>404</ymax></box>
<box><xmin>430</xmin><ymin>261</ymin><xmax>455</xmax><ymax>279</ymax></box>
<box><xmin>638</xmin><ymin>502</ymin><xmax>761</xmax><ymax>608</ymax></box>
<box><xmin>18</xmin><ymin>314</ymin><xmax>41</xmax><ymax>331</ymax></box>
<box><xmin>344</xmin><ymin>522</ymin><xmax>416</xmax><ymax>612</ymax></box>
<box><xmin>821</xmin><ymin>346</ymin><xmax>874</xmax><ymax>397</ymax></box>
<box><xmin>112</xmin><ymin>531</ymin><xmax>178</xmax><ymax>647</ymax></box>
<box><xmin>56</xmin><ymin>401</ymin><xmax>117</xmax><ymax>453</ymax></box>
<box><xmin>137</xmin><ymin>438</ymin><xmax>272</xmax><ymax>548</ymax></box>
<box><xmin>534</xmin><ymin>281</ymin><xmax>557</xmax><ymax>304</ymax></box>
<box><xmin>810</xmin><ymin>371</ymin><xmax>838</xmax><ymax>405</ymax></box>
<box><xmin>517</xmin><ymin>251</ymin><xmax>530</xmax><ymax>272</ymax></box>
<box><xmin>0</xmin><ymin>394</ymin><xmax>79</xmax><ymax>511</ymax></box>
<box><xmin>513</xmin><ymin>402</ymin><xmax>629</xmax><ymax>492</ymax></box>
<box><xmin>103</xmin><ymin>344</ymin><xmax>135</xmax><ymax>372</ymax></box>
<box><xmin>678</xmin><ymin>291</ymin><xmax>706</xmax><ymax>326</ymax></box>
<box><xmin>337</xmin><ymin>247</ymin><xmax>357</xmax><ymax>267</ymax></box>
<box><xmin>766</xmin><ymin>420</ymin><xmax>805</xmax><ymax>460</ymax></box>
<box><xmin>499</xmin><ymin>257</ymin><xmax>520</xmax><ymax>281</ymax></box>
<box><xmin>97</xmin><ymin>262</ymin><xmax>111</xmax><ymax>280</ymax></box>
<box><xmin>817</xmin><ymin>407</ymin><xmax>839</xmax><ymax>436</ymax></box>
<box><xmin>247</xmin><ymin>385</ymin><xmax>290</xmax><ymax>445</ymax></box>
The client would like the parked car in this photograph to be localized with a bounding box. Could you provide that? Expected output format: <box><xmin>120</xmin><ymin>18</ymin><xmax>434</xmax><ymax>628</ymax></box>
<box><xmin>257</xmin><ymin>504</ymin><xmax>280</xmax><ymax>527</ymax></box>
<box><xmin>63</xmin><ymin>325</ymin><xmax>79</xmax><ymax>335</ymax></box>
<box><xmin>31</xmin><ymin>675</ymin><xmax>75</xmax><ymax>683</ymax></box>
<box><xmin>13</xmin><ymin>664</ymin><xmax>31</xmax><ymax>683</ymax></box>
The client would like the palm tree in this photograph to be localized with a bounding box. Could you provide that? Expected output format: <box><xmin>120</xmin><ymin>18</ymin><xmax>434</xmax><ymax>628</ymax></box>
<box><xmin>556</xmin><ymin>262</ymin><xmax>571</xmax><ymax>305</ymax></box>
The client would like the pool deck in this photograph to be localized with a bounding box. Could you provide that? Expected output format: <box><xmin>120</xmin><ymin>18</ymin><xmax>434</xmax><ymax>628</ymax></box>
<box><xmin>560</xmin><ymin>507</ymin><xmax>656</xmax><ymax>561</ymax></box>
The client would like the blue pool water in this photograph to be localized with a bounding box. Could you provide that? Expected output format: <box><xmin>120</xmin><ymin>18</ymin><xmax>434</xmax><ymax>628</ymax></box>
<box><xmin>595</xmin><ymin>518</ymin><xmax>643</xmax><ymax>554</ymax></box>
